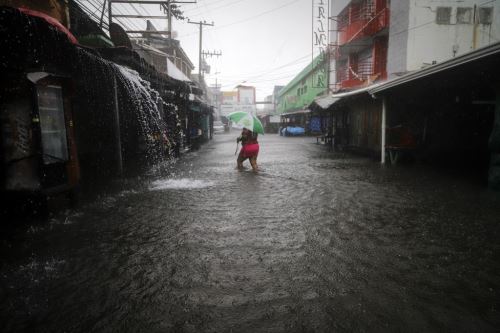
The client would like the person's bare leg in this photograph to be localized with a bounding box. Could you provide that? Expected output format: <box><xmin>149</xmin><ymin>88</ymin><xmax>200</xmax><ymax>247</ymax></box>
<box><xmin>237</xmin><ymin>156</ymin><xmax>245</xmax><ymax>170</ymax></box>
<box><xmin>249</xmin><ymin>157</ymin><xmax>258</xmax><ymax>172</ymax></box>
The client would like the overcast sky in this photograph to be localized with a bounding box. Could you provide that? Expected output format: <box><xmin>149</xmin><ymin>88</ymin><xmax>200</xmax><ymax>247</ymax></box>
<box><xmin>113</xmin><ymin>0</ymin><xmax>315</xmax><ymax>100</ymax></box>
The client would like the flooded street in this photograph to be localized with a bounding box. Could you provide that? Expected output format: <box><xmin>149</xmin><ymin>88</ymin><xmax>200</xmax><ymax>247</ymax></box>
<box><xmin>1</xmin><ymin>133</ymin><xmax>500</xmax><ymax>332</ymax></box>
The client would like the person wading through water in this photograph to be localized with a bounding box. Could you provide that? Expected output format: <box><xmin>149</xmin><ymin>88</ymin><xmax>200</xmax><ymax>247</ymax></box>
<box><xmin>236</xmin><ymin>128</ymin><xmax>259</xmax><ymax>172</ymax></box>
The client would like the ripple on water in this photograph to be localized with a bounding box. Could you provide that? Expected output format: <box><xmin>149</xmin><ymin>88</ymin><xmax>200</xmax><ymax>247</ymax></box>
<box><xmin>149</xmin><ymin>178</ymin><xmax>215</xmax><ymax>190</ymax></box>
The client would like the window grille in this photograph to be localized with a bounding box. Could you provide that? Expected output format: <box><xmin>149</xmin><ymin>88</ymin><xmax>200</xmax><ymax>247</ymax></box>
<box><xmin>436</xmin><ymin>7</ymin><xmax>451</xmax><ymax>24</ymax></box>
<box><xmin>457</xmin><ymin>7</ymin><xmax>472</xmax><ymax>24</ymax></box>
<box><xmin>478</xmin><ymin>7</ymin><xmax>493</xmax><ymax>24</ymax></box>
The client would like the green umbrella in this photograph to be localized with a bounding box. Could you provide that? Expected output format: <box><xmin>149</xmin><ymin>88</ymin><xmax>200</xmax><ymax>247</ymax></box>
<box><xmin>227</xmin><ymin>111</ymin><xmax>264</xmax><ymax>134</ymax></box>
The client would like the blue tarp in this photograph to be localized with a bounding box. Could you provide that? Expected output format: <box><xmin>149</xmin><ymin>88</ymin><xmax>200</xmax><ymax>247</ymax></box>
<box><xmin>281</xmin><ymin>126</ymin><xmax>305</xmax><ymax>136</ymax></box>
<box><xmin>310</xmin><ymin>116</ymin><xmax>321</xmax><ymax>132</ymax></box>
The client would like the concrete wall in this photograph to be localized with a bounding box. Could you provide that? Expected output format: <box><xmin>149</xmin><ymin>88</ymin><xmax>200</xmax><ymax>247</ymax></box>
<box><xmin>406</xmin><ymin>0</ymin><xmax>500</xmax><ymax>72</ymax></box>
<box><xmin>387</xmin><ymin>0</ymin><xmax>410</xmax><ymax>77</ymax></box>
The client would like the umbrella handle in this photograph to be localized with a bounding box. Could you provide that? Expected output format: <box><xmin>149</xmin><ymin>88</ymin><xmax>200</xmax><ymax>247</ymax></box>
<box><xmin>235</xmin><ymin>142</ymin><xmax>239</xmax><ymax>155</ymax></box>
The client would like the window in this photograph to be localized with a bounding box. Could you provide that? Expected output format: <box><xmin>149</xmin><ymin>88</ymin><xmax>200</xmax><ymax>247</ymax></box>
<box><xmin>478</xmin><ymin>7</ymin><xmax>493</xmax><ymax>24</ymax></box>
<box><xmin>36</xmin><ymin>85</ymin><xmax>68</xmax><ymax>164</ymax></box>
<box><xmin>457</xmin><ymin>7</ymin><xmax>472</xmax><ymax>24</ymax></box>
<box><xmin>436</xmin><ymin>7</ymin><xmax>451</xmax><ymax>24</ymax></box>
<box><xmin>303</xmin><ymin>85</ymin><xmax>308</xmax><ymax>94</ymax></box>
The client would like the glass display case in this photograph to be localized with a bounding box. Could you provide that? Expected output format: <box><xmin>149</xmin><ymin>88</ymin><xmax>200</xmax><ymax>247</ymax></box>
<box><xmin>36</xmin><ymin>85</ymin><xmax>69</xmax><ymax>164</ymax></box>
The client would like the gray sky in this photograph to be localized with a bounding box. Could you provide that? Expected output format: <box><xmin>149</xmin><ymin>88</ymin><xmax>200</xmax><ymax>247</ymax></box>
<box><xmin>114</xmin><ymin>0</ymin><xmax>314</xmax><ymax>100</ymax></box>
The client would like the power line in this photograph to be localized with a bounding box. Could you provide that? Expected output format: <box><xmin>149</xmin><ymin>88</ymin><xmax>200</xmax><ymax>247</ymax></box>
<box><xmin>183</xmin><ymin>0</ymin><xmax>245</xmax><ymax>15</ymax></box>
<box><xmin>216</xmin><ymin>0</ymin><xmax>301</xmax><ymax>29</ymax></box>
<box><xmin>178</xmin><ymin>0</ymin><xmax>301</xmax><ymax>37</ymax></box>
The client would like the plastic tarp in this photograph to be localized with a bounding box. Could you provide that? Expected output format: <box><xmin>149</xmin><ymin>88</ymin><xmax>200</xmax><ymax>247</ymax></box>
<box><xmin>281</xmin><ymin>126</ymin><xmax>305</xmax><ymax>136</ymax></box>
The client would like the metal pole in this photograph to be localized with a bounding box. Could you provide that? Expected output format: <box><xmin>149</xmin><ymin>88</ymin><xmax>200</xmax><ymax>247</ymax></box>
<box><xmin>188</xmin><ymin>20</ymin><xmax>214</xmax><ymax>79</ymax></box>
<box><xmin>168</xmin><ymin>0</ymin><xmax>172</xmax><ymax>40</ymax></box>
<box><xmin>199</xmin><ymin>22</ymin><xmax>203</xmax><ymax>78</ymax></box>
<box><xmin>99</xmin><ymin>0</ymin><xmax>107</xmax><ymax>28</ymax></box>
<box><xmin>108</xmin><ymin>0</ymin><xmax>112</xmax><ymax>27</ymax></box>
<box><xmin>112</xmin><ymin>76</ymin><xmax>123</xmax><ymax>176</ymax></box>
<box><xmin>472</xmin><ymin>4</ymin><xmax>478</xmax><ymax>50</ymax></box>
<box><xmin>381</xmin><ymin>96</ymin><xmax>386</xmax><ymax>164</ymax></box>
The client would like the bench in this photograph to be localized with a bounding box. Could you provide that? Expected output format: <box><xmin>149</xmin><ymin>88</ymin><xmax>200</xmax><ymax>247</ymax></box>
<box><xmin>316</xmin><ymin>134</ymin><xmax>334</xmax><ymax>145</ymax></box>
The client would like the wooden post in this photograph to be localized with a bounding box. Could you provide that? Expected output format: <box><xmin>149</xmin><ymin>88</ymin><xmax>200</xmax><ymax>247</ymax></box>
<box><xmin>381</xmin><ymin>96</ymin><xmax>387</xmax><ymax>164</ymax></box>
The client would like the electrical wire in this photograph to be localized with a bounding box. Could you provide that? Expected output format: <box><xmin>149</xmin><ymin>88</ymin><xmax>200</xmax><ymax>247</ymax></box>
<box><xmin>215</xmin><ymin>0</ymin><xmax>301</xmax><ymax>30</ymax></box>
<box><xmin>183</xmin><ymin>0</ymin><xmax>246</xmax><ymax>16</ymax></box>
<box><xmin>178</xmin><ymin>0</ymin><xmax>301</xmax><ymax>37</ymax></box>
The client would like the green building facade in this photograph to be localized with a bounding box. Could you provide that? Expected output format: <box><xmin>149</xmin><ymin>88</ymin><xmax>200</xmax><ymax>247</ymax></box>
<box><xmin>277</xmin><ymin>55</ymin><xmax>328</xmax><ymax>114</ymax></box>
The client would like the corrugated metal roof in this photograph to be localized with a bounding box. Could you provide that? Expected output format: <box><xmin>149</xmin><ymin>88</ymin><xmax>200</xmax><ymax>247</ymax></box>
<box><xmin>310</xmin><ymin>83</ymin><xmax>384</xmax><ymax>109</ymax></box>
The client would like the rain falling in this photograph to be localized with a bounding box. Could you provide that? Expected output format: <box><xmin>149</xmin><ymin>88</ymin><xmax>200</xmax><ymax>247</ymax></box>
<box><xmin>1</xmin><ymin>1</ymin><xmax>500</xmax><ymax>332</ymax></box>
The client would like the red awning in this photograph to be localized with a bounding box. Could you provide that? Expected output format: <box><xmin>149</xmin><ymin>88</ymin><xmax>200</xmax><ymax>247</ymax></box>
<box><xmin>18</xmin><ymin>7</ymin><xmax>78</xmax><ymax>45</ymax></box>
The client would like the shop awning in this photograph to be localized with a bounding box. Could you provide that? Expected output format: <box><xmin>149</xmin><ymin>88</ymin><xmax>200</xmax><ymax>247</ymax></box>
<box><xmin>313</xmin><ymin>95</ymin><xmax>341</xmax><ymax>109</ymax></box>
<box><xmin>310</xmin><ymin>83</ymin><xmax>385</xmax><ymax>110</ymax></box>
<box><xmin>281</xmin><ymin>109</ymin><xmax>310</xmax><ymax>116</ymax></box>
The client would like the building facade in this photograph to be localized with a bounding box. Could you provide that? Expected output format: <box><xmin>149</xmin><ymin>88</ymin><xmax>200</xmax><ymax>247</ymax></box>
<box><xmin>331</xmin><ymin>0</ymin><xmax>390</xmax><ymax>91</ymax></box>
<box><xmin>219</xmin><ymin>85</ymin><xmax>257</xmax><ymax>117</ymax></box>
<box><xmin>387</xmin><ymin>0</ymin><xmax>499</xmax><ymax>78</ymax></box>
<box><xmin>330</xmin><ymin>0</ymin><xmax>500</xmax><ymax>91</ymax></box>
<box><xmin>277</xmin><ymin>55</ymin><xmax>328</xmax><ymax>114</ymax></box>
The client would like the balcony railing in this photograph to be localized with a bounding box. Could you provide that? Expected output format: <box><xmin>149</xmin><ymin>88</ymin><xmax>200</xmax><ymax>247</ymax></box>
<box><xmin>336</xmin><ymin>62</ymin><xmax>378</xmax><ymax>90</ymax></box>
<box><xmin>338</xmin><ymin>6</ymin><xmax>389</xmax><ymax>45</ymax></box>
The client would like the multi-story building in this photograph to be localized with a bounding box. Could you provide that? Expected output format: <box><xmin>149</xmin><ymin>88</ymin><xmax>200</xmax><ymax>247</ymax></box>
<box><xmin>387</xmin><ymin>1</ymin><xmax>499</xmax><ymax>78</ymax></box>
<box><xmin>331</xmin><ymin>0</ymin><xmax>390</xmax><ymax>91</ymax></box>
<box><xmin>330</xmin><ymin>0</ymin><xmax>500</xmax><ymax>91</ymax></box>
<box><xmin>235</xmin><ymin>85</ymin><xmax>256</xmax><ymax>115</ymax></box>
<box><xmin>219</xmin><ymin>85</ymin><xmax>257</xmax><ymax>117</ymax></box>
<box><xmin>131</xmin><ymin>21</ymin><xmax>195</xmax><ymax>79</ymax></box>
<box><xmin>314</xmin><ymin>0</ymin><xmax>500</xmax><ymax>184</ymax></box>
<box><xmin>220</xmin><ymin>91</ymin><xmax>238</xmax><ymax>119</ymax></box>
<box><xmin>277</xmin><ymin>55</ymin><xmax>328</xmax><ymax>114</ymax></box>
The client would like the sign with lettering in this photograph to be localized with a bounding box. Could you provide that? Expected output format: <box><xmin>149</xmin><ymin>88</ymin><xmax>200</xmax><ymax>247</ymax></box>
<box><xmin>312</xmin><ymin>0</ymin><xmax>328</xmax><ymax>89</ymax></box>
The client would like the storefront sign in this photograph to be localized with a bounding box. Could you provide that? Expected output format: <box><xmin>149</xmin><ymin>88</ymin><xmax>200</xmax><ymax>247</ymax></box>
<box><xmin>312</xmin><ymin>0</ymin><xmax>328</xmax><ymax>88</ymax></box>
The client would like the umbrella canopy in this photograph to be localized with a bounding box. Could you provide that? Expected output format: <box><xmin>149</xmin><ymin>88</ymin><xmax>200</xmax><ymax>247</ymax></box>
<box><xmin>227</xmin><ymin>111</ymin><xmax>264</xmax><ymax>134</ymax></box>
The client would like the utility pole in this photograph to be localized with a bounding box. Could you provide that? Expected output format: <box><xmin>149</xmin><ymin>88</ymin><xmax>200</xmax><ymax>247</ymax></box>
<box><xmin>188</xmin><ymin>20</ymin><xmax>214</xmax><ymax>80</ymax></box>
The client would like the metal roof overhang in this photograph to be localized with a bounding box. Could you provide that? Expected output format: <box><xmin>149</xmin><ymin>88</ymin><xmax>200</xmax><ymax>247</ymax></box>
<box><xmin>369</xmin><ymin>42</ymin><xmax>500</xmax><ymax>96</ymax></box>
<box><xmin>310</xmin><ymin>82</ymin><xmax>385</xmax><ymax>110</ymax></box>
<box><xmin>281</xmin><ymin>109</ymin><xmax>311</xmax><ymax>116</ymax></box>
<box><xmin>313</xmin><ymin>95</ymin><xmax>341</xmax><ymax>109</ymax></box>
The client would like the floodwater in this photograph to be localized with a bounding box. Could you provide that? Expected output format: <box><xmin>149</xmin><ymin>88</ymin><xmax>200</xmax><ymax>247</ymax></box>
<box><xmin>1</xmin><ymin>133</ymin><xmax>499</xmax><ymax>332</ymax></box>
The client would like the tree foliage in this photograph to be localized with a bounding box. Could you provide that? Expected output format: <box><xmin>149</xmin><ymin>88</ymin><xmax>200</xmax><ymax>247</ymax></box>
<box><xmin>167</xmin><ymin>4</ymin><xmax>185</xmax><ymax>21</ymax></box>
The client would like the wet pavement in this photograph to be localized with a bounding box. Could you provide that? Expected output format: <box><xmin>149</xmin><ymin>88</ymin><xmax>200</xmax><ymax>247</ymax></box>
<box><xmin>1</xmin><ymin>133</ymin><xmax>500</xmax><ymax>332</ymax></box>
